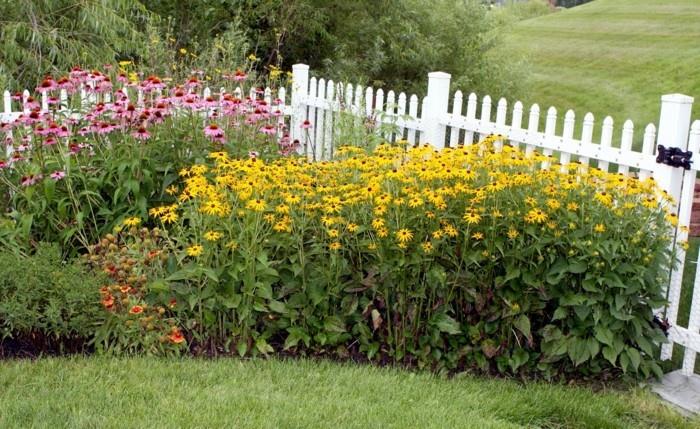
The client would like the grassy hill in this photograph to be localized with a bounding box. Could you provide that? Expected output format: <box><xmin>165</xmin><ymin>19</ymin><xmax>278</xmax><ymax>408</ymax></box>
<box><xmin>500</xmin><ymin>0</ymin><xmax>700</xmax><ymax>145</ymax></box>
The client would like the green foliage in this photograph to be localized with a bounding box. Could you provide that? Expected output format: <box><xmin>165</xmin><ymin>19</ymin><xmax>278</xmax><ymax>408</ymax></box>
<box><xmin>122</xmin><ymin>136</ymin><xmax>673</xmax><ymax>380</ymax></box>
<box><xmin>0</xmin><ymin>243</ymin><xmax>104</xmax><ymax>353</ymax></box>
<box><xmin>0</xmin><ymin>0</ymin><xmax>152</xmax><ymax>89</ymax></box>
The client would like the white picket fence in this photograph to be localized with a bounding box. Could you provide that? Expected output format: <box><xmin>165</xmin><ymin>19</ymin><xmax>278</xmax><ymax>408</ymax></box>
<box><xmin>288</xmin><ymin>63</ymin><xmax>700</xmax><ymax>377</ymax></box>
<box><xmin>1</xmin><ymin>65</ymin><xmax>699</xmax><ymax>377</ymax></box>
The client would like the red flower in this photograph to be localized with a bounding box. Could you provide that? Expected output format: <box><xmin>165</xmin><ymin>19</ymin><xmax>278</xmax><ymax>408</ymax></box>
<box><xmin>169</xmin><ymin>328</ymin><xmax>185</xmax><ymax>344</ymax></box>
<box><xmin>129</xmin><ymin>305</ymin><xmax>144</xmax><ymax>315</ymax></box>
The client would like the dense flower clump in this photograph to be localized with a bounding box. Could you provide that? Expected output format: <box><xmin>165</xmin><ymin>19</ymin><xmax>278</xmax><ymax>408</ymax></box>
<box><xmin>137</xmin><ymin>135</ymin><xmax>674</xmax><ymax>377</ymax></box>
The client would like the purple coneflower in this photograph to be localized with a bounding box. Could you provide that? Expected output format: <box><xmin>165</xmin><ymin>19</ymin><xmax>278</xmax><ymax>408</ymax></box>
<box><xmin>50</xmin><ymin>170</ymin><xmax>66</xmax><ymax>181</ymax></box>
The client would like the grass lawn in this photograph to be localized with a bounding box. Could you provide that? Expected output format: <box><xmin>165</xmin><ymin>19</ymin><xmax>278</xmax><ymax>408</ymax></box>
<box><xmin>499</xmin><ymin>0</ymin><xmax>700</xmax><ymax>147</ymax></box>
<box><xmin>0</xmin><ymin>357</ymin><xmax>697</xmax><ymax>429</ymax></box>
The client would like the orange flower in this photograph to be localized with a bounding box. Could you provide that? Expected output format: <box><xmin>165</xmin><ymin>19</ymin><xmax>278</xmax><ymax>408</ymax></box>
<box><xmin>168</xmin><ymin>298</ymin><xmax>177</xmax><ymax>309</ymax></box>
<box><xmin>120</xmin><ymin>285</ymin><xmax>132</xmax><ymax>294</ymax></box>
<box><xmin>102</xmin><ymin>295</ymin><xmax>114</xmax><ymax>309</ymax></box>
<box><xmin>129</xmin><ymin>305</ymin><xmax>144</xmax><ymax>315</ymax></box>
<box><xmin>169</xmin><ymin>328</ymin><xmax>185</xmax><ymax>344</ymax></box>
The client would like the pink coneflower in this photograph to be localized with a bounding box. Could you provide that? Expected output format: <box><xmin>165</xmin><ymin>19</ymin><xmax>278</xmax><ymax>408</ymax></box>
<box><xmin>301</xmin><ymin>120</ymin><xmax>312</xmax><ymax>129</ymax></box>
<box><xmin>56</xmin><ymin>125</ymin><xmax>71</xmax><ymax>138</ymax></box>
<box><xmin>249</xmin><ymin>151</ymin><xmax>259</xmax><ymax>158</ymax></box>
<box><xmin>50</xmin><ymin>170</ymin><xmax>66</xmax><ymax>181</ymax></box>
<box><xmin>185</xmin><ymin>76</ymin><xmax>200</xmax><ymax>89</ymax></box>
<box><xmin>234</xmin><ymin>70</ymin><xmax>247</xmax><ymax>81</ymax></box>
<box><xmin>35</xmin><ymin>125</ymin><xmax>49</xmax><ymax>136</ymax></box>
<box><xmin>260</xmin><ymin>124</ymin><xmax>277</xmax><ymax>135</ymax></box>
<box><xmin>43</xmin><ymin>137</ymin><xmax>58</xmax><ymax>147</ymax></box>
<box><xmin>131</xmin><ymin>127</ymin><xmax>151</xmax><ymax>140</ymax></box>
<box><xmin>117</xmin><ymin>73</ymin><xmax>129</xmax><ymax>84</ymax></box>
<box><xmin>36</xmin><ymin>77</ymin><xmax>57</xmax><ymax>93</ymax></box>
<box><xmin>0</xmin><ymin>160</ymin><xmax>8</xmax><ymax>169</ymax></box>
<box><xmin>204</xmin><ymin>124</ymin><xmax>224</xmax><ymax>139</ymax></box>
<box><xmin>21</xmin><ymin>174</ymin><xmax>42</xmax><ymax>187</ymax></box>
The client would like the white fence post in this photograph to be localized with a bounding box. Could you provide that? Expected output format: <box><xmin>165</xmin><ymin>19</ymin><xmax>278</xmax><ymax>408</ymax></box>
<box><xmin>655</xmin><ymin>93</ymin><xmax>694</xmax><ymax>361</ymax></box>
<box><xmin>291</xmin><ymin>64</ymin><xmax>310</xmax><ymax>153</ymax></box>
<box><xmin>682</xmin><ymin>121</ymin><xmax>700</xmax><ymax>375</ymax></box>
<box><xmin>424</xmin><ymin>72</ymin><xmax>451</xmax><ymax>149</ymax></box>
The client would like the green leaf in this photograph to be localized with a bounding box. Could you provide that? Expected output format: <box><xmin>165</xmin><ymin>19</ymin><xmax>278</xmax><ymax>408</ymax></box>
<box><xmin>626</xmin><ymin>348</ymin><xmax>641</xmax><ymax>372</ymax></box>
<box><xmin>552</xmin><ymin>307</ymin><xmax>568</xmax><ymax>321</ymax></box>
<box><xmin>432</xmin><ymin>313</ymin><xmax>461</xmax><ymax>335</ymax></box>
<box><xmin>513</xmin><ymin>315</ymin><xmax>531</xmax><ymax>340</ymax></box>
<box><xmin>568</xmin><ymin>337</ymin><xmax>590</xmax><ymax>366</ymax></box>
<box><xmin>268</xmin><ymin>300</ymin><xmax>286</xmax><ymax>314</ymax></box>
<box><xmin>237</xmin><ymin>340</ymin><xmax>248</xmax><ymax>357</ymax></box>
<box><xmin>594</xmin><ymin>326</ymin><xmax>614</xmax><ymax>346</ymax></box>
<box><xmin>148</xmin><ymin>279</ymin><xmax>169</xmax><ymax>294</ymax></box>
<box><xmin>284</xmin><ymin>327</ymin><xmax>311</xmax><ymax>350</ymax></box>
<box><xmin>255</xmin><ymin>282</ymin><xmax>273</xmax><ymax>300</ymax></box>
<box><xmin>568</xmin><ymin>261</ymin><xmax>587</xmax><ymax>274</ymax></box>
<box><xmin>255</xmin><ymin>338</ymin><xmax>274</xmax><ymax>355</ymax></box>
<box><xmin>323</xmin><ymin>316</ymin><xmax>346</xmax><ymax>333</ymax></box>
<box><xmin>602</xmin><ymin>345</ymin><xmax>618</xmax><ymax>365</ymax></box>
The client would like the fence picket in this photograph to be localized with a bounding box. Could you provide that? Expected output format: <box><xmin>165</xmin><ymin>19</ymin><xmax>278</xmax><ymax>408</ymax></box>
<box><xmin>479</xmin><ymin>95</ymin><xmax>492</xmax><ymax>142</ymax></box>
<box><xmin>397</xmin><ymin>92</ymin><xmax>407</xmax><ymax>142</ymax></box>
<box><xmin>639</xmin><ymin>124</ymin><xmax>656</xmax><ymax>180</ymax></box>
<box><xmin>526</xmin><ymin>104</ymin><xmax>540</xmax><ymax>156</ymax></box>
<box><xmin>449</xmin><ymin>91</ymin><xmax>463</xmax><ymax>147</ymax></box>
<box><xmin>465</xmin><ymin>93</ymin><xmax>477</xmax><ymax>145</ymax></box>
<box><xmin>560</xmin><ymin>110</ymin><xmax>575</xmax><ymax>171</ymax></box>
<box><xmin>408</xmin><ymin>95</ymin><xmax>419</xmax><ymax>145</ymax></box>
<box><xmin>543</xmin><ymin>106</ymin><xmax>557</xmax><ymax>168</ymax></box>
<box><xmin>308</xmin><ymin>77</ymin><xmax>318</xmax><ymax>160</ymax></box>
<box><xmin>495</xmin><ymin>98</ymin><xmax>507</xmax><ymax>152</ymax></box>
<box><xmin>618</xmin><ymin>120</ymin><xmax>634</xmax><ymax>175</ymax></box>
<box><xmin>580</xmin><ymin>112</ymin><xmax>595</xmax><ymax>168</ymax></box>
<box><xmin>3</xmin><ymin>90</ymin><xmax>11</xmax><ymax>114</ymax></box>
<box><xmin>598</xmin><ymin>116</ymin><xmax>614</xmax><ymax>172</ymax></box>
<box><xmin>325</xmin><ymin>80</ymin><xmax>335</xmax><ymax>159</ymax></box>
<box><xmin>375</xmin><ymin>88</ymin><xmax>385</xmax><ymax>139</ymax></box>
<box><xmin>316</xmin><ymin>79</ymin><xmax>326</xmax><ymax>161</ymax></box>
<box><xmin>385</xmin><ymin>90</ymin><xmax>396</xmax><ymax>142</ymax></box>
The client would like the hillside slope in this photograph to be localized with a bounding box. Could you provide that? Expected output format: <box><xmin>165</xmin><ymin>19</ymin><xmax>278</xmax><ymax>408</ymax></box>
<box><xmin>500</xmin><ymin>0</ymin><xmax>700</xmax><ymax>144</ymax></box>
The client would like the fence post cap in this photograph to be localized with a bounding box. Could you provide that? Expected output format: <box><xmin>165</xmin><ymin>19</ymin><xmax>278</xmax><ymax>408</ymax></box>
<box><xmin>661</xmin><ymin>93</ymin><xmax>694</xmax><ymax>104</ymax></box>
<box><xmin>427</xmin><ymin>71</ymin><xmax>451</xmax><ymax>80</ymax></box>
<box><xmin>292</xmin><ymin>64</ymin><xmax>310</xmax><ymax>71</ymax></box>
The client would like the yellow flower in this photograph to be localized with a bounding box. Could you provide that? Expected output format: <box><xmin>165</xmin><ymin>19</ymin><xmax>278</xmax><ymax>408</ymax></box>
<box><xmin>507</xmin><ymin>227</ymin><xmax>519</xmax><ymax>239</ymax></box>
<box><xmin>186</xmin><ymin>244</ymin><xmax>204</xmax><ymax>257</ymax></box>
<box><xmin>226</xmin><ymin>241</ymin><xmax>238</xmax><ymax>250</ymax></box>
<box><xmin>347</xmin><ymin>223</ymin><xmax>359</xmax><ymax>233</ymax></box>
<box><xmin>665</xmin><ymin>213</ymin><xmax>679</xmax><ymax>227</ymax></box>
<box><xmin>123</xmin><ymin>217</ymin><xmax>141</xmax><ymax>227</ymax></box>
<box><xmin>328</xmin><ymin>229</ymin><xmax>340</xmax><ymax>238</ymax></box>
<box><xmin>421</xmin><ymin>242</ymin><xmax>433</xmax><ymax>253</ymax></box>
<box><xmin>566</xmin><ymin>202</ymin><xmax>579</xmax><ymax>211</ymax></box>
<box><xmin>463</xmin><ymin>211</ymin><xmax>481</xmax><ymax>225</ymax></box>
<box><xmin>161</xmin><ymin>211</ymin><xmax>179</xmax><ymax>224</ymax></box>
<box><xmin>525</xmin><ymin>208</ymin><xmax>548</xmax><ymax>224</ymax></box>
<box><xmin>395</xmin><ymin>228</ymin><xmax>414</xmax><ymax>243</ymax></box>
<box><xmin>681</xmin><ymin>240</ymin><xmax>690</xmax><ymax>250</ymax></box>
<box><xmin>166</xmin><ymin>185</ymin><xmax>179</xmax><ymax>196</ymax></box>
<box><xmin>118</xmin><ymin>60</ymin><xmax>132</xmax><ymax>66</ymax></box>
<box><xmin>204</xmin><ymin>231</ymin><xmax>223</xmax><ymax>241</ymax></box>
<box><xmin>377</xmin><ymin>227</ymin><xmax>389</xmax><ymax>238</ymax></box>
<box><xmin>179</xmin><ymin>48</ymin><xmax>187</xmax><ymax>55</ymax></box>
<box><xmin>246</xmin><ymin>199</ymin><xmax>266</xmax><ymax>212</ymax></box>
<box><xmin>594</xmin><ymin>224</ymin><xmax>606</xmax><ymax>233</ymax></box>
<box><xmin>329</xmin><ymin>241</ymin><xmax>342</xmax><ymax>251</ymax></box>
<box><xmin>471</xmin><ymin>232</ymin><xmax>484</xmax><ymax>240</ymax></box>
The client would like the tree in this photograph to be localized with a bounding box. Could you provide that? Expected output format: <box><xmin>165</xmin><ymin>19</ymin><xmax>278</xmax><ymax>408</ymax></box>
<box><xmin>0</xmin><ymin>0</ymin><xmax>152</xmax><ymax>89</ymax></box>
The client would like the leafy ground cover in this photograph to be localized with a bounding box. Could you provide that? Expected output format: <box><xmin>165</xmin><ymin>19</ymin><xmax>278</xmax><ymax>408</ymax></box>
<box><xmin>0</xmin><ymin>357</ymin><xmax>695</xmax><ymax>429</ymax></box>
<box><xmin>499</xmin><ymin>0</ymin><xmax>700</xmax><ymax>146</ymax></box>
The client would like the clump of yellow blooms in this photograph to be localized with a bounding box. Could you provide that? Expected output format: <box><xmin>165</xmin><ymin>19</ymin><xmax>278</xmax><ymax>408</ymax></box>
<box><xmin>149</xmin><ymin>135</ymin><xmax>678</xmax><ymax>261</ymax></box>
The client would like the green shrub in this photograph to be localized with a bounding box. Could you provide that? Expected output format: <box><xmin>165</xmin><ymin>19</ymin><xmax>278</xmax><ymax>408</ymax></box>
<box><xmin>130</xmin><ymin>136</ymin><xmax>672</xmax><ymax>379</ymax></box>
<box><xmin>0</xmin><ymin>243</ymin><xmax>105</xmax><ymax>354</ymax></box>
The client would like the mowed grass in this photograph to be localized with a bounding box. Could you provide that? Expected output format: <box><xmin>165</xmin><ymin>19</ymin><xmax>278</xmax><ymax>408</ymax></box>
<box><xmin>500</xmin><ymin>0</ymin><xmax>700</xmax><ymax>147</ymax></box>
<box><xmin>0</xmin><ymin>357</ymin><xmax>696</xmax><ymax>429</ymax></box>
